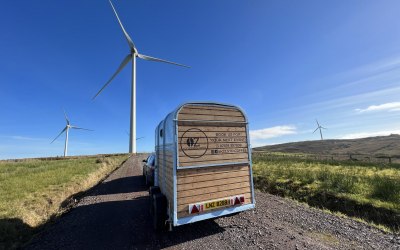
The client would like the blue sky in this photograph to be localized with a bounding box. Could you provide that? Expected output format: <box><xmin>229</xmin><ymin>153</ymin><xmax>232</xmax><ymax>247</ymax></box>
<box><xmin>1</xmin><ymin>1</ymin><xmax>400</xmax><ymax>159</ymax></box>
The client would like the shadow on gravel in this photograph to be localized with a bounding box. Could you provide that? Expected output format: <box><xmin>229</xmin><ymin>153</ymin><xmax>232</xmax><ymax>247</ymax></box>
<box><xmin>152</xmin><ymin>219</ymin><xmax>225</xmax><ymax>249</ymax></box>
<box><xmin>0</xmin><ymin>218</ymin><xmax>35</xmax><ymax>249</ymax></box>
<box><xmin>92</xmin><ymin>175</ymin><xmax>148</xmax><ymax>196</ymax></box>
<box><xmin>26</xmin><ymin>157</ymin><xmax>226</xmax><ymax>249</ymax></box>
<box><xmin>26</xmin><ymin>196</ymin><xmax>225</xmax><ymax>249</ymax></box>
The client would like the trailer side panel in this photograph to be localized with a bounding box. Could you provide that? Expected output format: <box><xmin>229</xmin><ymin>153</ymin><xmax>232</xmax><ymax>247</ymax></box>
<box><xmin>156</xmin><ymin>120</ymin><xmax>175</xmax><ymax>217</ymax></box>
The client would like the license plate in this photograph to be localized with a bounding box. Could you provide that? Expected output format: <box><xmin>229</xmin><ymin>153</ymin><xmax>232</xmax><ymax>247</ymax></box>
<box><xmin>204</xmin><ymin>198</ymin><xmax>231</xmax><ymax>210</ymax></box>
<box><xmin>189</xmin><ymin>195</ymin><xmax>245</xmax><ymax>214</ymax></box>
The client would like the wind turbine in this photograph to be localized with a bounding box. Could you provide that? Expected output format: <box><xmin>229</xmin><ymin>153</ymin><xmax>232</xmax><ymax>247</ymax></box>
<box><xmin>93</xmin><ymin>0</ymin><xmax>189</xmax><ymax>154</ymax></box>
<box><xmin>51</xmin><ymin>111</ymin><xmax>92</xmax><ymax>157</ymax></box>
<box><xmin>313</xmin><ymin>119</ymin><xmax>326</xmax><ymax>140</ymax></box>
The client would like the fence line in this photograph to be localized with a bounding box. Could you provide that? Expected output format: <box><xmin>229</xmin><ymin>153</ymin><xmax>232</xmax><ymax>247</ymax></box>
<box><xmin>252</xmin><ymin>151</ymin><xmax>400</xmax><ymax>164</ymax></box>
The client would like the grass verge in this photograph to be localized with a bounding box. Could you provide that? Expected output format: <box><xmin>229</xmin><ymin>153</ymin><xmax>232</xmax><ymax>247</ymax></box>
<box><xmin>253</xmin><ymin>153</ymin><xmax>400</xmax><ymax>233</ymax></box>
<box><xmin>0</xmin><ymin>154</ymin><xmax>129</xmax><ymax>249</ymax></box>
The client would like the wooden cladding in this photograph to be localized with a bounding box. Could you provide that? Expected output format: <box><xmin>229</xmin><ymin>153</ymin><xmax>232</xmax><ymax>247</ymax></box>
<box><xmin>178</xmin><ymin>106</ymin><xmax>245</xmax><ymax>122</ymax></box>
<box><xmin>177</xmin><ymin>164</ymin><xmax>249</xmax><ymax>177</ymax></box>
<box><xmin>177</xmin><ymin>105</ymin><xmax>249</xmax><ymax>168</ymax></box>
<box><xmin>177</xmin><ymin>194</ymin><xmax>252</xmax><ymax>218</ymax></box>
<box><xmin>156</xmin><ymin>103</ymin><xmax>254</xmax><ymax>222</ymax></box>
<box><xmin>157</xmin><ymin>150</ymin><xmax>174</xmax><ymax>214</ymax></box>
<box><xmin>179</xmin><ymin>153</ymin><xmax>249</xmax><ymax>167</ymax></box>
<box><xmin>176</xmin><ymin>164</ymin><xmax>252</xmax><ymax>218</ymax></box>
<box><xmin>178</xmin><ymin>126</ymin><xmax>246</xmax><ymax>132</ymax></box>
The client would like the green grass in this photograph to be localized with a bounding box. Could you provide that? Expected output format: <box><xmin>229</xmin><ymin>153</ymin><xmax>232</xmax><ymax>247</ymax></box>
<box><xmin>252</xmin><ymin>153</ymin><xmax>400</xmax><ymax>232</ymax></box>
<box><xmin>0</xmin><ymin>154</ymin><xmax>129</xmax><ymax>249</ymax></box>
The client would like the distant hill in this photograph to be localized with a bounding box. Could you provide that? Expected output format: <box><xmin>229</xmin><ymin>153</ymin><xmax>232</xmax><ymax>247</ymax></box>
<box><xmin>253</xmin><ymin>134</ymin><xmax>400</xmax><ymax>157</ymax></box>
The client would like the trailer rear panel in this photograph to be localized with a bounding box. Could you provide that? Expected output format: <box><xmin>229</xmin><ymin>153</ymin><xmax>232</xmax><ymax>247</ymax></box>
<box><xmin>176</xmin><ymin>104</ymin><xmax>253</xmax><ymax>219</ymax></box>
<box><xmin>155</xmin><ymin>102</ymin><xmax>255</xmax><ymax>227</ymax></box>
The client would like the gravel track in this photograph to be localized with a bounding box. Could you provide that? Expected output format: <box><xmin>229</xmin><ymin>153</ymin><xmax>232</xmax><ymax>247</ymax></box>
<box><xmin>26</xmin><ymin>155</ymin><xmax>400</xmax><ymax>250</ymax></box>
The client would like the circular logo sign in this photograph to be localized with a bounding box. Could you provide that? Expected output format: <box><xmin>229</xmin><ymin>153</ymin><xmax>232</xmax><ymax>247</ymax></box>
<box><xmin>180</xmin><ymin>128</ymin><xmax>208</xmax><ymax>158</ymax></box>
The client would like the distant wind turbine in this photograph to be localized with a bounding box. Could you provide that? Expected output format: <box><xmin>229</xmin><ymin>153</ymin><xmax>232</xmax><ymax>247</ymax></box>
<box><xmin>313</xmin><ymin>119</ymin><xmax>326</xmax><ymax>140</ymax></box>
<box><xmin>51</xmin><ymin>111</ymin><xmax>92</xmax><ymax>157</ymax></box>
<box><xmin>93</xmin><ymin>0</ymin><xmax>189</xmax><ymax>154</ymax></box>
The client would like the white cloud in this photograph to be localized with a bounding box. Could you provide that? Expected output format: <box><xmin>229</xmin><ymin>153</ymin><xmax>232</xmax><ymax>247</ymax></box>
<box><xmin>355</xmin><ymin>102</ymin><xmax>400</xmax><ymax>113</ymax></box>
<box><xmin>250</xmin><ymin>125</ymin><xmax>297</xmax><ymax>140</ymax></box>
<box><xmin>339</xmin><ymin>130</ymin><xmax>400</xmax><ymax>139</ymax></box>
<box><xmin>278</xmin><ymin>54</ymin><xmax>400</xmax><ymax>116</ymax></box>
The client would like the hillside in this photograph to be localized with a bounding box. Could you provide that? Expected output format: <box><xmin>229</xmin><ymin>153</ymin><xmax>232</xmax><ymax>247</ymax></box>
<box><xmin>253</xmin><ymin>134</ymin><xmax>400</xmax><ymax>156</ymax></box>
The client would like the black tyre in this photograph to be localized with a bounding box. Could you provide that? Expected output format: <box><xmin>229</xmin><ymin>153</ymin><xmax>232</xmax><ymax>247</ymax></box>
<box><xmin>152</xmin><ymin>193</ymin><xmax>167</xmax><ymax>231</ymax></box>
<box><xmin>149</xmin><ymin>195</ymin><xmax>154</xmax><ymax>216</ymax></box>
<box><xmin>149</xmin><ymin>186</ymin><xmax>160</xmax><ymax>196</ymax></box>
<box><xmin>149</xmin><ymin>186</ymin><xmax>161</xmax><ymax>216</ymax></box>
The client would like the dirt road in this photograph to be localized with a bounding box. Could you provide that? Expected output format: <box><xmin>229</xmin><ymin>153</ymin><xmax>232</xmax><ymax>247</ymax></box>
<box><xmin>26</xmin><ymin>155</ymin><xmax>400</xmax><ymax>249</ymax></box>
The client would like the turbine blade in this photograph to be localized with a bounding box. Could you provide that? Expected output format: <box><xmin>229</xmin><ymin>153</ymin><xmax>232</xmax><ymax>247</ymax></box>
<box><xmin>51</xmin><ymin>127</ymin><xmax>67</xmax><ymax>144</ymax></box>
<box><xmin>321</xmin><ymin>126</ymin><xmax>327</xmax><ymax>130</ymax></box>
<box><xmin>93</xmin><ymin>54</ymin><xmax>132</xmax><ymax>100</ymax></box>
<box><xmin>138</xmin><ymin>54</ymin><xmax>190</xmax><ymax>68</ymax></box>
<box><xmin>70</xmin><ymin>126</ymin><xmax>93</xmax><ymax>131</ymax></box>
<box><xmin>313</xmin><ymin>127</ymin><xmax>319</xmax><ymax>133</ymax></box>
<box><xmin>63</xmin><ymin>109</ymin><xmax>70</xmax><ymax>125</ymax></box>
<box><xmin>136</xmin><ymin>136</ymin><xmax>144</xmax><ymax>140</ymax></box>
<box><xmin>316</xmin><ymin>119</ymin><xmax>320</xmax><ymax>126</ymax></box>
<box><xmin>109</xmin><ymin>0</ymin><xmax>135</xmax><ymax>50</ymax></box>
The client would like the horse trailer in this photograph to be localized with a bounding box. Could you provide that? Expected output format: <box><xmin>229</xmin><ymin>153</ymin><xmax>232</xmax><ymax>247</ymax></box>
<box><xmin>150</xmin><ymin>102</ymin><xmax>255</xmax><ymax>230</ymax></box>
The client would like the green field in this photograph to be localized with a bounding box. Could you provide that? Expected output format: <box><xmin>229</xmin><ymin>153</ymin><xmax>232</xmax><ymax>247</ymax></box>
<box><xmin>0</xmin><ymin>154</ymin><xmax>129</xmax><ymax>249</ymax></box>
<box><xmin>252</xmin><ymin>153</ymin><xmax>400</xmax><ymax>232</ymax></box>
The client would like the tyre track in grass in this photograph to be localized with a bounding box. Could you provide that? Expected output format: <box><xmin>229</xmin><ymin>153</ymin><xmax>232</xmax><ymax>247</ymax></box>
<box><xmin>26</xmin><ymin>154</ymin><xmax>400</xmax><ymax>249</ymax></box>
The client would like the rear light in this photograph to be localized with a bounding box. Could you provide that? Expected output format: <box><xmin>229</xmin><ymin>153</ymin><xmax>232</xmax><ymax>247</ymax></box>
<box><xmin>190</xmin><ymin>204</ymin><xmax>199</xmax><ymax>214</ymax></box>
<box><xmin>231</xmin><ymin>195</ymin><xmax>245</xmax><ymax>205</ymax></box>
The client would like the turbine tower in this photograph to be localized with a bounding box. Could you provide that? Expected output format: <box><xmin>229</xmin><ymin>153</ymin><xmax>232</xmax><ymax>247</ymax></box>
<box><xmin>93</xmin><ymin>0</ymin><xmax>189</xmax><ymax>154</ymax></box>
<box><xmin>313</xmin><ymin>119</ymin><xmax>326</xmax><ymax>140</ymax></box>
<box><xmin>51</xmin><ymin>111</ymin><xmax>92</xmax><ymax>157</ymax></box>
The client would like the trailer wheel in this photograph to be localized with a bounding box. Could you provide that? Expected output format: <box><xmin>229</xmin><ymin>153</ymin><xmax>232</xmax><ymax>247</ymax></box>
<box><xmin>149</xmin><ymin>186</ymin><xmax>161</xmax><ymax>215</ymax></box>
<box><xmin>149</xmin><ymin>197</ymin><xmax>154</xmax><ymax>216</ymax></box>
<box><xmin>152</xmin><ymin>193</ymin><xmax>167</xmax><ymax>231</ymax></box>
<box><xmin>149</xmin><ymin>186</ymin><xmax>160</xmax><ymax>196</ymax></box>
<box><xmin>146</xmin><ymin>173</ymin><xmax>154</xmax><ymax>187</ymax></box>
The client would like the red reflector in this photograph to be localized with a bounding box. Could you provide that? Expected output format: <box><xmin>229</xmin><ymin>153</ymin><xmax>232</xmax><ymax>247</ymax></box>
<box><xmin>240</xmin><ymin>196</ymin><xmax>245</xmax><ymax>203</ymax></box>
<box><xmin>234</xmin><ymin>197</ymin><xmax>241</xmax><ymax>205</ymax></box>
<box><xmin>190</xmin><ymin>205</ymin><xmax>199</xmax><ymax>214</ymax></box>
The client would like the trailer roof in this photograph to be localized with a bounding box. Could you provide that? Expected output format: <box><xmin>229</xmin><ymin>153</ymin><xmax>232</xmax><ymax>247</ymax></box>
<box><xmin>161</xmin><ymin>102</ymin><xmax>248</xmax><ymax>124</ymax></box>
